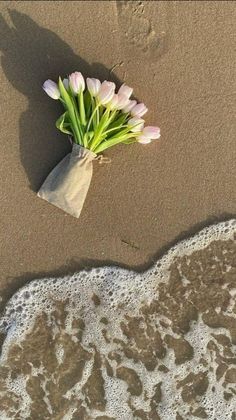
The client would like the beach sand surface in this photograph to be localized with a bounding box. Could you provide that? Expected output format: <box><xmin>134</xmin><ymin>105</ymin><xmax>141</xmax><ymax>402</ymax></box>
<box><xmin>0</xmin><ymin>2</ymin><xmax>236</xmax><ymax>418</ymax></box>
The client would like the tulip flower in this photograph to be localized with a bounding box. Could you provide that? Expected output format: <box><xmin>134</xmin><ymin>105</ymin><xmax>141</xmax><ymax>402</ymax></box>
<box><xmin>43</xmin><ymin>72</ymin><xmax>160</xmax><ymax>155</ymax></box>
<box><xmin>142</xmin><ymin>126</ymin><xmax>161</xmax><ymax>139</ymax></box>
<box><xmin>86</xmin><ymin>78</ymin><xmax>101</xmax><ymax>97</ymax></box>
<box><xmin>116</xmin><ymin>94</ymin><xmax>130</xmax><ymax>110</ymax></box>
<box><xmin>128</xmin><ymin>117</ymin><xmax>145</xmax><ymax>133</ymax></box>
<box><xmin>97</xmin><ymin>81</ymin><xmax>115</xmax><ymax>105</ymax></box>
<box><xmin>123</xmin><ymin>100</ymin><xmax>137</xmax><ymax>113</ymax></box>
<box><xmin>108</xmin><ymin>94</ymin><xmax>119</xmax><ymax>110</ymax></box>
<box><xmin>107</xmin><ymin>94</ymin><xmax>130</xmax><ymax>110</ymax></box>
<box><xmin>131</xmin><ymin>103</ymin><xmax>148</xmax><ymax>118</ymax></box>
<box><xmin>138</xmin><ymin>137</ymin><xmax>152</xmax><ymax>144</ymax></box>
<box><xmin>43</xmin><ymin>80</ymin><xmax>60</xmax><ymax>100</ymax></box>
<box><xmin>118</xmin><ymin>83</ymin><xmax>133</xmax><ymax>99</ymax></box>
<box><xmin>62</xmin><ymin>78</ymin><xmax>69</xmax><ymax>90</ymax></box>
<box><xmin>69</xmin><ymin>72</ymin><xmax>85</xmax><ymax>95</ymax></box>
<box><xmin>137</xmin><ymin>126</ymin><xmax>161</xmax><ymax>144</ymax></box>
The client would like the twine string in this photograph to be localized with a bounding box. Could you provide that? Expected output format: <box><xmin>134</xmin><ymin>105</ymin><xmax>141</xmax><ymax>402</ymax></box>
<box><xmin>95</xmin><ymin>155</ymin><xmax>111</xmax><ymax>164</ymax></box>
<box><xmin>68</xmin><ymin>137</ymin><xmax>111</xmax><ymax>163</ymax></box>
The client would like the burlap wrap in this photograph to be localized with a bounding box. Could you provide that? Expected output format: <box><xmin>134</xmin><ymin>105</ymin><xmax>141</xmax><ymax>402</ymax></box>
<box><xmin>37</xmin><ymin>143</ymin><xmax>96</xmax><ymax>218</ymax></box>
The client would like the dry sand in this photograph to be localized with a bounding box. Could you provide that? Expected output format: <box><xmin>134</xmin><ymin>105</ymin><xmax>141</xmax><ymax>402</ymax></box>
<box><xmin>0</xmin><ymin>0</ymin><xmax>236</xmax><ymax>306</ymax></box>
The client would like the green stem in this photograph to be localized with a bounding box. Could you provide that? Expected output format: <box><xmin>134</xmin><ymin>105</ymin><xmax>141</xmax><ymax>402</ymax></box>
<box><xmin>78</xmin><ymin>91</ymin><xmax>86</xmax><ymax>126</ymax></box>
<box><xmin>96</xmin><ymin>98</ymin><xmax>100</xmax><ymax>125</ymax></box>
<box><xmin>60</xmin><ymin>95</ymin><xmax>82</xmax><ymax>144</ymax></box>
<box><xmin>71</xmin><ymin>96</ymin><xmax>83</xmax><ymax>143</ymax></box>
<box><xmin>103</xmin><ymin>121</ymin><xmax>143</xmax><ymax>137</ymax></box>
<box><xmin>94</xmin><ymin>131</ymin><xmax>142</xmax><ymax>153</ymax></box>
<box><xmin>58</xmin><ymin>77</ymin><xmax>81</xmax><ymax>145</ymax></box>
<box><xmin>103</xmin><ymin>125</ymin><xmax>128</xmax><ymax>135</ymax></box>
<box><xmin>93</xmin><ymin>136</ymin><xmax>131</xmax><ymax>153</ymax></box>
<box><xmin>71</xmin><ymin>126</ymin><xmax>78</xmax><ymax>144</ymax></box>
<box><xmin>83</xmin><ymin>132</ymin><xmax>88</xmax><ymax>148</ymax></box>
<box><xmin>87</xmin><ymin>103</ymin><xmax>100</xmax><ymax>133</ymax></box>
<box><xmin>59</xmin><ymin>98</ymin><xmax>66</xmax><ymax>107</ymax></box>
<box><xmin>90</xmin><ymin>108</ymin><xmax>111</xmax><ymax>151</ymax></box>
<box><xmin>66</xmin><ymin>106</ymin><xmax>81</xmax><ymax>145</ymax></box>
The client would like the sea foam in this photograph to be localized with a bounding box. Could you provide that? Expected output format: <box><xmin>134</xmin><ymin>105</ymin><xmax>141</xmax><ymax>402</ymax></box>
<box><xmin>0</xmin><ymin>220</ymin><xmax>235</xmax><ymax>419</ymax></box>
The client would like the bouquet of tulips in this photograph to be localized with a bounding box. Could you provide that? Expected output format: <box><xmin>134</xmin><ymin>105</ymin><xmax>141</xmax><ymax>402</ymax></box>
<box><xmin>38</xmin><ymin>72</ymin><xmax>160</xmax><ymax>218</ymax></box>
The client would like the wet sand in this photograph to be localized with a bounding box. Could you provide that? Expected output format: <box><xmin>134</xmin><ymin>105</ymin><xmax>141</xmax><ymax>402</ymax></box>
<box><xmin>0</xmin><ymin>221</ymin><xmax>235</xmax><ymax>418</ymax></box>
<box><xmin>0</xmin><ymin>1</ymin><xmax>235</xmax><ymax>307</ymax></box>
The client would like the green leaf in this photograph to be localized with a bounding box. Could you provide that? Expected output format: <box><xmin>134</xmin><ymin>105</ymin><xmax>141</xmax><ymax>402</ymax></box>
<box><xmin>107</xmin><ymin>113</ymin><xmax>127</xmax><ymax>130</ymax></box>
<box><xmin>105</xmin><ymin>125</ymin><xmax>125</xmax><ymax>139</ymax></box>
<box><xmin>59</xmin><ymin>78</ymin><xmax>74</xmax><ymax>114</ymax></box>
<box><xmin>94</xmin><ymin>134</ymin><xmax>136</xmax><ymax>153</ymax></box>
<box><xmin>90</xmin><ymin>109</ymin><xmax>111</xmax><ymax>150</ymax></box>
<box><xmin>56</xmin><ymin>112</ymin><xmax>73</xmax><ymax>135</ymax></box>
<box><xmin>104</xmin><ymin>126</ymin><xmax>132</xmax><ymax>142</ymax></box>
<box><xmin>58</xmin><ymin>77</ymin><xmax>81</xmax><ymax>144</ymax></box>
<box><xmin>123</xmin><ymin>138</ymin><xmax>137</xmax><ymax>144</ymax></box>
<box><xmin>84</xmin><ymin>90</ymin><xmax>92</xmax><ymax>118</ymax></box>
<box><xmin>87</xmin><ymin>131</ymin><xmax>95</xmax><ymax>143</ymax></box>
<box><xmin>78</xmin><ymin>91</ymin><xmax>86</xmax><ymax>126</ymax></box>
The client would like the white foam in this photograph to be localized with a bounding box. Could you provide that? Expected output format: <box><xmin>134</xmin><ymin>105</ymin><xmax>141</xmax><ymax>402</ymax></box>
<box><xmin>0</xmin><ymin>219</ymin><xmax>235</xmax><ymax>419</ymax></box>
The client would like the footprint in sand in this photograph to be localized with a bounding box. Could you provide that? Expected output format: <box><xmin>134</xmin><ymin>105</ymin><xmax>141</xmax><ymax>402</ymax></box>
<box><xmin>116</xmin><ymin>1</ymin><xmax>171</xmax><ymax>61</ymax></box>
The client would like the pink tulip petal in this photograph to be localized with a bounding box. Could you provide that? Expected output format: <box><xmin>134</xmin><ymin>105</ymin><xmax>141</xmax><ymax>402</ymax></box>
<box><xmin>143</xmin><ymin>126</ymin><xmax>161</xmax><ymax>139</ymax></box>
<box><xmin>118</xmin><ymin>83</ymin><xmax>133</xmax><ymax>98</ymax></box>
<box><xmin>116</xmin><ymin>94</ymin><xmax>130</xmax><ymax>110</ymax></box>
<box><xmin>98</xmin><ymin>81</ymin><xmax>116</xmax><ymax>105</ymax></box>
<box><xmin>69</xmin><ymin>72</ymin><xmax>85</xmax><ymax>94</ymax></box>
<box><xmin>86</xmin><ymin>78</ymin><xmax>101</xmax><ymax>96</ymax></box>
<box><xmin>128</xmin><ymin>117</ymin><xmax>145</xmax><ymax>132</ymax></box>
<box><xmin>131</xmin><ymin>103</ymin><xmax>148</xmax><ymax>117</ymax></box>
<box><xmin>43</xmin><ymin>80</ymin><xmax>60</xmax><ymax>100</ymax></box>
<box><xmin>138</xmin><ymin>136</ymin><xmax>152</xmax><ymax>144</ymax></box>
<box><xmin>123</xmin><ymin>100</ymin><xmax>137</xmax><ymax>113</ymax></box>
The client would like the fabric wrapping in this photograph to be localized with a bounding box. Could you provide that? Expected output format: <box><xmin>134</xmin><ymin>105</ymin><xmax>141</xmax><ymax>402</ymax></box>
<box><xmin>37</xmin><ymin>143</ymin><xmax>96</xmax><ymax>218</ymax></box>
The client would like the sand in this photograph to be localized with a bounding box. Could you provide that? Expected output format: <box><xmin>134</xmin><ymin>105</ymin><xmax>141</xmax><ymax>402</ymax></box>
<box><xmin>0</xmin><ymin>1</ymin><xmax>236</xmax><ymax>306</ymax></box>
<box><xmin>0</xmin><ymin>3</ymin><xmax>236</xmax><ymax>416</ymax></box>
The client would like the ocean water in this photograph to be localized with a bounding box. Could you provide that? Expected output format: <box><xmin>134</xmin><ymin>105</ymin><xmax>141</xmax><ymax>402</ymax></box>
<box><xmin>0</xmin><ymin>220</ymin><xmax>235</xmax><ymax>419</ymax></box>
